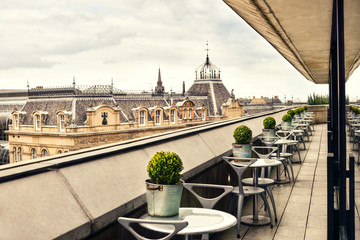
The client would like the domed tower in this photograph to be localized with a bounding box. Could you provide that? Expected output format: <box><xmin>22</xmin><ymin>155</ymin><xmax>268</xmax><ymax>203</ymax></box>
<box><xmin>186</xmin><ymin>42</ymin><xmax>230</xmax><ymax>116</ymax></box>
<box><xmin>195</xmin><ymin>50</ymin><xmax>221</xmax><ymax>81</ymax></box>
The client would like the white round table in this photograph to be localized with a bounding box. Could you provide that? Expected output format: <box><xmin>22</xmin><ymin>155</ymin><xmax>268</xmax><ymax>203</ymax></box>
<box><xmin>232</xmin><ymin>158</ymin><xmax>281</xmax><ymax>226</ymax></box>
<box><xmin>141</xmin><ymin>208</ymin><xmax>237</xmax><ymax>239</ymax></box>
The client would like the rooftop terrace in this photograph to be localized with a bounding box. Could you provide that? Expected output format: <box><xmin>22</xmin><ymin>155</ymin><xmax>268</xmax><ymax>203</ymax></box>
<box><xmin>212</xmin><ymin>124</ymin><xmax>360</xmax><ymax>240</ymax></box>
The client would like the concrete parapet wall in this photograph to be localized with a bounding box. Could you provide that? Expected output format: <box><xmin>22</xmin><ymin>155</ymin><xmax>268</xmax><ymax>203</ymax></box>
<box><xmin>0</xmin><ymin>108</ymin><xmax>290</xmax><ymax>239</ymax></box>
<box><xmin>307</xmin><ymin>105</ymin><xmax>328</xmax><ymax>123</ymax></box>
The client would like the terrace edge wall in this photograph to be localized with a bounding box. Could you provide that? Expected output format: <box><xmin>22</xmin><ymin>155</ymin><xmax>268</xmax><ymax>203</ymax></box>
<box><xmin>0</xmin><ymin>108</ymin><xmax>291</xmax><ymax>239</ymax></box>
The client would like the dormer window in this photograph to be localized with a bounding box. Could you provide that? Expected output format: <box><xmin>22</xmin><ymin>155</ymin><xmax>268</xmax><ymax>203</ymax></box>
<box><xmin>14</xmin><ymin>114</ymin><xmax>19</xmax><ymax>130</ymax></box>
<box><xmin>155</xmin><ymin>110</ymin><xmax>161</xmax><ymax>125</ymax></box>
<box><xmin>184</xmin><ymin>110</ymin><xmax>187</xmax><ymax>119</ymax></box>
<box><xmin>59</xmin><ymin>115</ymin><xmax>65</xmax><ymax>131</ymax></box>
<box><xmin>170</xmin><ymin>109</ymin><xmax>175</xmax><ymax>124</ymax></box>
<box><xmin>202</xmin><ymin>110</ymin><xmax>206</xmax><ymax>121</ymax></box>
<box><xmin>139</xmin><ymin>110</ymin><xmax>145</xmax><ymax>126</ymax></box>
<box><xmin>35</xmin><ymin>115</ymin><xmax>41</xmax><ymax>130</ymax></box>
<box><xmin>188</xmin><ymin>109</ymin><xmax>192</xmax><ymax>119</ymax></box>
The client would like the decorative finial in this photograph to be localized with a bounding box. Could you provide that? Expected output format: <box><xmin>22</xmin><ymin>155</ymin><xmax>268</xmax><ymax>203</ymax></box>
<box><xmin>205</xmin><ymin>41</ymin><xmax>210</xmax><ymax>65</ymax></box>
<box><xmin>27</xmin><ymin>80</ymin><xmax>29</xmax><ymax>89</ymax></box>
<box><xmin>111</xmin><ymin>78</ymin><xmax>113</xmax><ymax>86</ymax></box>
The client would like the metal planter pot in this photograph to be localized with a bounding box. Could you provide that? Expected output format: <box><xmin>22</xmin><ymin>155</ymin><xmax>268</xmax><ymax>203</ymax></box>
<box><xmin>232</xmin><ymin>143</ymin><xmax>252</xmax><ymax>158</ymax></box>
<box><xmin>145</xmin><ymin>179</ymin><xmax>183</xmax><ymax>217</ymax></box>
<box><xmin>281</xmin><ymin>121</ymin><xmax>291</xmax><ymax>130</ymax></box>
<box><xmin>262</xmin><ymin>129</ymin><xmax>276</xmax><ymax>141</ymax></box>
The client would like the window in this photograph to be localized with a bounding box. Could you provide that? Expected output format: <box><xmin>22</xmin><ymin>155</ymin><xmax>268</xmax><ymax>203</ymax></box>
<box><xmin>155</xmin><ymin>110</ymin><xmax>161</xmax><ymax>125</ymax></box>
<box><xmin>139</xmin><ymin>110</ymin><xmax>145</xmax><ymax>126</ymax></box>
<box><xmin>202</xmin><ymin>110</ymin><xmax>206</xmax><ymax>121</ymax></box>
<box><xmin>14</xmin><ymin>114</ymin><xmax>19</xmax><ymax>129</ymax></box>
<box><xmin>170</xmin><ymin>109</ymin><xmax>175</xmax><ymax>124</ymax></box>
<box><xmin>35</xmin><ymin>115</ymin><xmax>41</xmax><ymax>130</ymax></box>
<box><xmin>18</xmin><ymin>147</ymin><xmax>22</xmax><ymax>161</ymax></box>
<box><xmin>58</xmin><ymin>150</ymin><xmax>62</xmax><ymax>154</ymax></box>
<box><xmin>184</xmin><ymin>109</ymin><xmax>187</xmax><ymax>119</ymax></box>
<box><xmin>188</xmin><ymin>109</ymin><xmax>192</xmax><ymax>119</ymax></box>
<box><xmin>60</xmin><ymin>115</ymin><xmax>65</xmax><ymax>131</ymax></box>
<box><xmin>14</xmin><ymin>147</ymin><xmax>17</xmax><ymax>162</ymax></box>
<box><xmin>41</xmin><ymin>149</ymin><xmax>48</xmax><ymax>157</ymax></box>
<box><xmin>31</xmin><ymin>148</ymin><xmax>37</xmax><ymax>159</ymax></box>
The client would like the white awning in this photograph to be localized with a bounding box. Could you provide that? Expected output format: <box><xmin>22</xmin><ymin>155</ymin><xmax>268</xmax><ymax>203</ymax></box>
<box><xmin>223</xmin><ymin>0</ymin><xmax>360</xmax><ymax>84</ymax></box>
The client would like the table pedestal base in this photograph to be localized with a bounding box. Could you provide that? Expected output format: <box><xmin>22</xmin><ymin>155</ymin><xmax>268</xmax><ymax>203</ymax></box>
<box><xmin>274</xmin><ymin>179</ymin><xmax>290</xmax><ymax>184</ymax></box>
<box><xmin>241</xmin><ymin>215</ymin><xmax>270</xmax><ymax>226</ymax></box>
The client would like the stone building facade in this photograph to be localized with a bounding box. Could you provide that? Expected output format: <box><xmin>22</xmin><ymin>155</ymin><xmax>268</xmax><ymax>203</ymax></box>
<box><xmin>6</xmin><ymin>53</ymin><xmax>244</xmax><ymax>163</ymax></box>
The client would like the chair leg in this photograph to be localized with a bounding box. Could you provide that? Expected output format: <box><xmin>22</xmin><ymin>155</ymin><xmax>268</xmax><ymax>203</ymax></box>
<box><xmin>260</xmin><ymin>193</ymin><xmax>273</xmax><ymax>228</ymax></box>
<box><xmin>286</xmin><ymin>157</ymin><xmax>295</xmax><ymax>182</ymax></box>
<box><xmin>237</xmin><ymin>195</ymin><xmax>244</xmax><ymax>238</ymax></box>
<box><xmin>266</xmin><ymin>187</ymin><xmax>277</xmax><ymax>222</ymax></box>
<box><xmin>281</xmin><ymin>160</ymin><xmax>291</xmax><ymax>183</ymax></box>
<box><xmin>295</xmin><ymin>144</ymin><xmax>302</xmax><ymax>163</ymax></box>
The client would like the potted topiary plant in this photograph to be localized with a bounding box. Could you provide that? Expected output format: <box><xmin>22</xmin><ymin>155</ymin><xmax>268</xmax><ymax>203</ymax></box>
<box><xmin>287</xmin><ymin>109</ymin><xmax>295</xmax><ymax>118</ymax></box>
<box><xmin>232</xmin><ymin>125</ymin><xmax>252</xmax><ymax>158</ymax></box>
<box><xmin>303</xmin><ymin>106</ymin><xmax>308</xmax><ymax>112</ymax></box>
<box><xmin>263</xmin><ymin>116</ymin><xmax>276</xmax><ymax>141</ymax></box>
<box><xmin>281</xmin><ymin>114</ymin><xmax>292</xmax><ymax>130</ymax></box>
<box><xmin>146</xmin><ymin>151</ymin><xmax>184</xmax><ymax>217</ymax></box>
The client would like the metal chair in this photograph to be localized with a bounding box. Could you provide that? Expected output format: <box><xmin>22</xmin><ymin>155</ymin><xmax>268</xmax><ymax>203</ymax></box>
<box><xmin>183</xmin><ymin>183</ymin><xmax>234</xmax><ymax>240</ymax></box>
<box><xmin>242</xmin><ymin>147</ymin><xmax>278</xmax><ymax>222</ymax></box>
<box><xmin>117</xmin><ymin>217</ymin><xmax>188</xmax><ymax>240</ymax></box>
<box><xmin>223</xmin><ymin>157</ymin><xmax>273</xmax><ymax>238</ymax></box>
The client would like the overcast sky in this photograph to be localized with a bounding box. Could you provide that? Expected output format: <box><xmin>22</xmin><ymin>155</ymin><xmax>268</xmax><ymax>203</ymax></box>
<box><xmin>0</xmin><ymin>0</ymin><xmax>359</xmax><ymax>102</ymax></box>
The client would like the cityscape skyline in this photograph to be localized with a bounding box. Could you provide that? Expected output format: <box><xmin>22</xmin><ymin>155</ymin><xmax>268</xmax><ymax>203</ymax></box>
<box><xmin>0</xmin><ymin>0</ymin><xmax>359</xmax><ymax>102</ymax></box>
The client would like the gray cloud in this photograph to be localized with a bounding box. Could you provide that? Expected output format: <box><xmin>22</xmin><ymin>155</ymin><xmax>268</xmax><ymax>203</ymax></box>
<box><xmin>0</xmin><ymin>56</ymin><xmax>55</xmax><ymax>70</ymax></box>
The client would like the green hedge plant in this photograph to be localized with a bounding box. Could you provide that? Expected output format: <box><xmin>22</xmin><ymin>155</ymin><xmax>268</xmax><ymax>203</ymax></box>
<box><xmin>287</xmin><ymin>109</ymin><xmax>295</xmax><ymax>117</ymax></box>
<box><xmin>294</xmin><ymin>108</ymin><xmax>301</xmax><ymax>115</ymax></box>
<box><xmin>263</xmin><ymin>117</ymin><xmax>276</xmax><ymax>129</ymax></box>
<box><xmin>282</xmin><ymin>114</ymin><xmax>292</xmax><ymax>122</ymax></box>
<box><xmin>233</xmin><ymin>125</ymin><xmax>252</xmax><ymax>144</ymax></box>
<box><xmin>147</xmin><ymin>151</ymin><xmax>183</xmax><ymax>185</ymax></box>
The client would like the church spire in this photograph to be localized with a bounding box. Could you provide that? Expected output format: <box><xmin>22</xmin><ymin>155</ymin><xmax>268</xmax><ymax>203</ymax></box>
<box><xmin>155</xmin><ymin>66</ymin><xmax>164</xmax><ymax>94</ymax></box>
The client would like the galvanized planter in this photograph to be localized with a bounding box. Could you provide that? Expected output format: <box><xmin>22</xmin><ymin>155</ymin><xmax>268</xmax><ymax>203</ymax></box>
<box><xmin>262</xmin><ymin>129</ymin><xmax>276</xmax><ymax>141</ymax></box>
<box><xmin>145</xmin><ymin>179</ymin><xmax>183</xmax><ymax>217</ymax></box>
<box><xmin>232</xmin><ymin>143</ymin><xmax>252</xmax><ymax>158</ymax></box>
<box><xmin>281</xmin><ymin>121</ymin><xmax>291</xmax><ymax>130</ymax></box>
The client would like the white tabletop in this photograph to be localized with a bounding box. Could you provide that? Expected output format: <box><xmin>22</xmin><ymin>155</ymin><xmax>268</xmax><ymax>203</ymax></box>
<box><xmin>141</xmin><ymin>208</ymin><xmax>237</xmax><ymax>235</ymax></box>
<box><xmin>274</xmin><ymin>139</ymin><xmax>298</xmax><ymax>145</ymax></box>
<box><xmin>231</xmin><ymin>158</ymin><xmax>281</xmax><ymax>168</ymax></box>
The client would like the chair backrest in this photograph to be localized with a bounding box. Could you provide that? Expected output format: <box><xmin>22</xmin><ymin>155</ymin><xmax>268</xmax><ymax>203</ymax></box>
<box><xmin>257</xmin><ymin>135</ymin><xmax>279</xmax><ymax>146</ymax></box>
<box><xmin>118</xmin><ymin>217</ymin><xmax>188</xmax><ymax>240</ymax></box>
<box><xmin>222</xmin><ymin>156</ymin><xmax>256</xmax><ymax>195</ymax></box>
<box><xmin>183</xmin><ymin>183</ymin><xmax>233</xmax><ymax>209</ymax></box>
<box><xmin>252</xmin><ymin>146</ymin><xmax>278</xmax><ymax>159</ymax></box>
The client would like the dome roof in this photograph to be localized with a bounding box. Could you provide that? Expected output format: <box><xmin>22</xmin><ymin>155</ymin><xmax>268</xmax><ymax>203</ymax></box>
<box><xmin>195</xmin><ymin>54</ymin><xmax>221</xmax><ymax>81</ymax></box>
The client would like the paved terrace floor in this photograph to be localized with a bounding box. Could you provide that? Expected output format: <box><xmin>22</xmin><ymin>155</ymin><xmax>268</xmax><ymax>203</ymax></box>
<box><xmin>213</xmin><ymin>124</ymin><xmax>360</xmax><ymax>240</ymax></box>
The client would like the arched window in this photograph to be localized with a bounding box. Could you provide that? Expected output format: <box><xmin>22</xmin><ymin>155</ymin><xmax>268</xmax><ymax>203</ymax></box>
<box><xmin>202</xmin><ymin>110</ymin><xmax>206</xmax><ymax>121</ymax></box>
<box><xmin>170</xmin><ymin>109</ymin><xmax>175</xmax><ymax>124</ymax></box>
<box><xmin>59</xmin><ymin>115</ymin><xmax>65</xmax><ymax>131</ymax></box>
<box><xmin>18</xmin><ymin>147</ymin><xmax>22</xmax><ymax>161</ymax></box>
<box><xmin>14</xmin><ymin>114</ymin><xmax>19</xmax><ymax>130</ymax></box>
<box><xmin>13</xmin><ymin>147</ymin><xmax>17</xmax><ymax>162</ymax></box>
<box><xmin>184</xmin><ymin>109</ymin><xmax>187</xmax><ymax>119</ymax></box>
<box><xmin>31</xmin><ymin>148</ymin><xmax>37</xmax><ymax>159</ymax></box>
<box><xmin>41</xmin><ymin>149</ymin><xmax>48</xmax><ymax>157</ymax></box>
<box><xmin>64</xmin><ymin>150</ymin><xmax>68</xmax><ymax>153</ymax></box>
<box><xmin>188</xmin><ymin>109</ymin><xmax>192</xmax><ymax>119</ymax></box>
<box><xmin>58</xmin><ymin>150</ymin><xmax>62</xmax><ymax>154</ymax></box>
<box><xmin>155</xmin><ymin>110</ymin><xmax>161</xmax><ymax>125</ymax></box>
<box><xmin>35</xmin><ymin>115</ymin><xmax>41</xmax><ymax>130</ymax></box>
<box><xmin>139</xmin><ymin>110</ymin><xmax>145</xmax><ymax>126</ymax></box>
